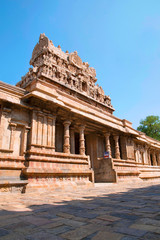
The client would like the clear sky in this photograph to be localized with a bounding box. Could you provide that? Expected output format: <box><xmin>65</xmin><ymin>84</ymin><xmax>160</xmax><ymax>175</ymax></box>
<box><xmin>1</xmin><ymin>0</ymin><xmax>160</xmax><ymax>129</ymax></box>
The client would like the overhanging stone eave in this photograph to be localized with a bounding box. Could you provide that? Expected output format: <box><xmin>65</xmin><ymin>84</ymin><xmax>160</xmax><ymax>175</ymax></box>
<box><xmin>21</xmin><ymin>90</ymin><xmax>139</xmax><ymax>135</ymax></box>
<box><xmin>0</xmin><ymin>80</ymin><xmax>26</xmax><ymax>97</ymax></box>
<box><xmin>24</xmin><ymin>75</ymin><xmax>115</xmax><ymax>113</ymax></box>
<box><xmin>0</xmin><ymin>90</ymin><xmax>31</xmax><ymax>109</ymax></box>
<box><xmin>135</xmin><ymin>136</ymin><xmax>160</xmax><ymax>149</ymax></box>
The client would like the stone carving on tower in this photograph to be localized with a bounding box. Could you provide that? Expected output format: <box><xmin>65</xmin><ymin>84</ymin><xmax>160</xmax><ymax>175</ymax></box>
<box><xmin>17</xmin><ymin>33</ymin><xmax>114</xmax><ymax>112</ymax></box>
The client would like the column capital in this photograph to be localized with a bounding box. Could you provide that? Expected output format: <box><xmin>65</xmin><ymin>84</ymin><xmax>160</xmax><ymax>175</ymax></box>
<box><xmin>104</xmin><ymin>132</ymin><xmax>110</xmax><ymax>137</ymax></box>
<box><xmin>63</xmin><ymin>120</ymin><xmax>71</xmax><ymax>126</ymax></box>
<box><xmin>113</xmin><ymin>133</ymin><xmax>119</xmax><ymax>137</ymax></box>
<box><xmin>47</xmin><ymin>114</ymin><xmax>56</xmax><ymax>120</ymax></box>
<box><xmin>9</xmin><ymin>123</ymin><xmax>17</xmax><ymax>131</ymax></box>
<box><xmin>79</xmin><ymin>124</ymin><xmax>85</xmax><ymax>130</ymax></box>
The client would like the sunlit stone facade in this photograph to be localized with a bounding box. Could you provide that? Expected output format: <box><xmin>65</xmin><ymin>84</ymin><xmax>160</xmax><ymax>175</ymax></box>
<box><xmin>0</xmin><ymin>34</ymin><xmax>160</xmax><ymax>193</ymax></box>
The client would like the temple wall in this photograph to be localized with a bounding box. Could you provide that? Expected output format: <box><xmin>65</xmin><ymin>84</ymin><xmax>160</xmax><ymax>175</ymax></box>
<box><xmin>1</xmin><ymin>34</ymin><xmax>160</xmax><ymax>192</ymax></box>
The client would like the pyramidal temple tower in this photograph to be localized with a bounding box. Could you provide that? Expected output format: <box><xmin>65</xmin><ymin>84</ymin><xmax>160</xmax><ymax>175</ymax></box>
<box><xmin>0</xmin><ymin>34</ymin><xmax>160</xmax><ymax>193</ymax></box>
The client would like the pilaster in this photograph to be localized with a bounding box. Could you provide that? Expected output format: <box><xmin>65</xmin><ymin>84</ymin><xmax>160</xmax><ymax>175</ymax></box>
<box><xmin>9</xmin><ymin>123</ymin><xmax>17</xmax><ymax>150</ymax></box>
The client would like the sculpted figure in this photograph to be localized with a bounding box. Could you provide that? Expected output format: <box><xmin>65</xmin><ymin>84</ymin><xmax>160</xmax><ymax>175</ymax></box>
<box><xmin>57</xmin><ymin>58</ymin><xmax>63</xmax><ymax>67</ymax></box>
<box><xmin>52</xmin><ymin>66</ymin><xmax>56</xmax><ymax>78</ymax></box>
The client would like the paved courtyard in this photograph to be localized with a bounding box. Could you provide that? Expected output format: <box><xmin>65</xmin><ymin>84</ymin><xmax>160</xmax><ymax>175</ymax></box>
<box><xmin>0</xmin><ymin>182</ymin><xmax>160</xmax><ymax>240</ymax></box>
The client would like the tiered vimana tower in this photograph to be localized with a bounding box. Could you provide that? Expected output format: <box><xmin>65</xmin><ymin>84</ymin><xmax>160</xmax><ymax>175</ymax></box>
<box><xmin>0</xmin><ymin>34</ymin><xmax>160</xmax><ymax>193</ymax></box>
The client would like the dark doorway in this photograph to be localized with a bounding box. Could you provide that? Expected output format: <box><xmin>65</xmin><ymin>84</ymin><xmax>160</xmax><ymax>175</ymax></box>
<box><xmin>75</xmin><ymin>132</ymin><xmax>80</xmax><ymax>154</ymax></box>
<box><xmin>110</xmin><ymin>135</ymin><xmax>115</xmax><ymax>158</ymax></box>
<box><xmin>150</xmin><ymin>154</ymin><xmax>153</xmax><ymax>166</ymax></box>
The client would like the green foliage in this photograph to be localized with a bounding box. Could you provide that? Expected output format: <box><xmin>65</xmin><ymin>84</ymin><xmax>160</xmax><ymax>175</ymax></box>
<box><xmin>137</xmin><ymin>115</ymin><xmax>160</xmax><ymax>141</ymax></box>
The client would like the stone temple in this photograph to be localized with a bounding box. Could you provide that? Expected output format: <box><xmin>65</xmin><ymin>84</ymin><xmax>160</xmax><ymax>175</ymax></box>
<box><xmin>0</xmin><ymin>33</ymin><xmax>160</xmax><ymax>193</ymax></box>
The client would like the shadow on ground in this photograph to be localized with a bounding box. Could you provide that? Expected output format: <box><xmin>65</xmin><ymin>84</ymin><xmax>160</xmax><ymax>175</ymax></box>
<box><xmin>0</xmin><ymin>183</ymin><xmax>160</xmax><ymax>240</ymax></box>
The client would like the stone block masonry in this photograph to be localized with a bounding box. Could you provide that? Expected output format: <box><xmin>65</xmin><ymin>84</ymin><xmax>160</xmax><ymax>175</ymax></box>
<box><xmin>0</xmin><ymin>33</ymin><xmax>160</xmax><ymax>193</ymax></box>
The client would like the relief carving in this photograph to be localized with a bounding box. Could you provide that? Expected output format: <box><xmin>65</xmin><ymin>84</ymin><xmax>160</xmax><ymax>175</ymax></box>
<box><xmin>69</xmin><ymin>51</ymin><xmax>83</xmax><ymax>68</ymax></box>
<box><xmin>17</xmin><ymin>34</ymin><xmax>114</xmax><ymax>111</ymax></box>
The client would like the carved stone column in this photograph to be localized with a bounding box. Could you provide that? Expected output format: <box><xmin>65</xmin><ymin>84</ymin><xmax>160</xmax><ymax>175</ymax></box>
<box><xmin>9</xmin><ymin>123</ymin><xmax>17</xmax><ymax>150</ymax></box>
<box><xmin>20</xmin><ymin>126</ymin><xmax>30</xmax><ymax>155</ymax></box>
<box><xmin>47</xmin><ymin>116</ymin><xmax>53</xmax><ymax>147</ymax></box>
<box><xmin>113</xmin><ymin>134</ymin><xmax>120</xmax><ymax>159</ymax></box>
<box><xmin>63</xmin><ymin>120</ymin><xmax>71</xmax><ymax>153</ymax></box>
<box><xmin>70</xmin><ymin>127</ymin><xmax>75</xmax><ymax>154</ymax></box>
<box><xmin>157</xmin><ymin>153</ymin><xmax>160</xmax><ymax>166</ymax></box>
<box><xmin>135</xmin><ymin>149</ymin><xmax>138</xmax><ymax>162</ymax></box>
<box><xmin>104</xmin><ymin>132</ymin><xmax>112</xmax><ymax>158</ymax></box>
<box><xmin>152</xmin><ymin>151</ymin><xmax>157</xmax><ymax>166</ymax></box>
<box><xmin>51</xmin><ymin>116</ymin><xmax>56</xmax><ymax>151</ymax></box>
<box><xmin>79</xmin><ymin>125</ymin><xmax>85</xmax><ymax>155</ymax></box>
<box><xmin>144</xmin><ymin>145</ymin><xmax>149</xmax><ymax>165</ymax></box>
<box><xmin>42</xmin><ymin>115</ymin><xmax>47</xmax><ymax>146</ymax></box>
<box><xmin>148</xmin><ymin>149</ymin><xmax>151</xmax><ymax>165</ymax></box>
<box><xmin>37</xmin><ymin>112</ymin><xmax>43</xmax><ymax>145</ymax></box>
<box><xmin>30</xmin><ymin>110</ymin><xmax>37</xmax><ymax>145</ymax></box>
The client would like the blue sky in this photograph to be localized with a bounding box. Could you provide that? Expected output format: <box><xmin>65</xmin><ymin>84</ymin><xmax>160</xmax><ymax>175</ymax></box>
<box><xmin>1</xmin><ymin>0</ymin><xmax>160</xmax><ymax>129</ymax></box>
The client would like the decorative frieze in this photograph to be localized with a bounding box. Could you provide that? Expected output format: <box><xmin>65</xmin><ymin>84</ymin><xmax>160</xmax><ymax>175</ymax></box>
<box><xmin>16</xmin><ymin>34</ymin><xmax>113</xmax><ymax>111</ymax></box>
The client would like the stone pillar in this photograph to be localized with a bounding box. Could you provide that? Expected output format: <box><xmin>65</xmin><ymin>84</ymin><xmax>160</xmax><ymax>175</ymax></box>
<box><xmin>157</xmin><ymin>153</ymin><xmax>160</xmax><ymax>166</ymax></box>
<box><xmin>144</xmin><ymin>145</ymin><xmax>149</xmax><ymax>165</ymax></box>
<box><xmin>70</xmin><ymin>127</ymin><xmax>75</xmax><ymax>154</ymax></box>
<box><xmin>142</xmin><ymin>152</ymin><xmax>145</xmax><ymax>164</ymax></box>
<box><xmin>63</xmin><ymin>120</ymin><xmax>71</xmax><ymax>153</ymax></box>
<box><xmin>152</xmin><ymin>151</ymin><xmax>157</xmax><ymax>166</ymax></box>
<box><xmin>24</xmin><ymin>127</ymin><xmax>30</xmax><ymax>153</ymax></box>
<box><xmin>135</xmin><ymin>149</ymin><xmax>138</xmax><ymax>162</ymax></box>
<box><xmin>42</xmin><ymin>115</ymin><xmax>47</xmax><ymax>146</ymax></box>
<box><xmin>113</xmin><ymin>134</ymin><xmax>120</xmax><ymax>159</ymax></box>
<box><xmin>37</xmin><ymin>113</ymin><xmax>43</xmax><ymax>145</ymax></box>
<box><xmin>31</xmin><ymin>110</ymin><xmax>37</xmax><ymax>145</ymax></box>
<box><xmin>9</xmin><ymin>123</ymin><xmax>17</xmax><ymax>150</ymax></box>
<box><xmin>20</xmin><ymin>126</ymin><xmax>30</xmax><ymax>155</ymax></box>
<box><xmin>51</xmin><ymin>116</ymin><xmax>56</xmax><ymax>151</ymax></box>
<box><xmin>148</xmin><ymin>149</ymin><xmax>151</xmax><ymax>165</ymax></box>
<box><xmin>104</xmin><ymin>132</ymin><xmax>112</xmax><ymax>158</ymax></box>
<box><xmin>47</xmin><ymin>116</ymin><xmax>53</xmax><ymax>147</ymax></box>
<box><xmin>79</xmin><ymin>125</ymin><xmax>85</xmax><ymax>155</ymax></box>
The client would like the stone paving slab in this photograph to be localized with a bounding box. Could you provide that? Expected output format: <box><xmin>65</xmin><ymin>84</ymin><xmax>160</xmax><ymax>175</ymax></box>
<box><xmin>0</xmin><ymin>181</ymin><xmax>160</xmax><ymax>239</ymax></box>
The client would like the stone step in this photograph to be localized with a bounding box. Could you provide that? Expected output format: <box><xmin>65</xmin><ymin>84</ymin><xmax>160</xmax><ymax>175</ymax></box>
<box><xmin>0</xmin><ymin>178</ymin><xmax>28</xmax><ymax>186</ymax></box>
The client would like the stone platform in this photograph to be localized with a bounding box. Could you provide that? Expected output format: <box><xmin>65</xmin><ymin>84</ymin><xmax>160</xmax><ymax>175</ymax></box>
<box><xmin>0</xmin><ymin>181</ymin><xmax>160</xmax><ymax>239</ymax></box>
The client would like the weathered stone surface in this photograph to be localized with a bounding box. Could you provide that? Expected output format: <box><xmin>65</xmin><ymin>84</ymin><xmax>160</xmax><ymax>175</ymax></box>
<box><xmin>0</xmin><ymin>34</ymin><xmax>160</xmax><ymax>192</ymax></box>
<box><xmin>0</xmin><ymin>182</ymin><xmax>159</xmax><ymax>239</ymax></box>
